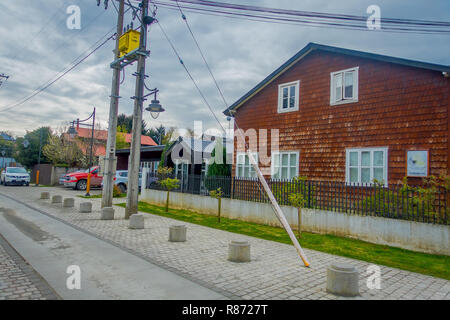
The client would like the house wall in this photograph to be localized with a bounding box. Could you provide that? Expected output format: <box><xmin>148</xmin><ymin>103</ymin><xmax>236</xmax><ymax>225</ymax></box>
<box><xmin>232</xmin><ymin>50</ymin><xmax>449</xmax><ymax>184</ymax></box>
<box><xmin>141</xmin><ymin>189</ymin><xmax>449</xmax><ymax>255</ymax></box>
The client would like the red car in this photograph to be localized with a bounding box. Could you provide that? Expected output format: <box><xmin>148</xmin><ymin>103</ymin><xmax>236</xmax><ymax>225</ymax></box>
<box><xmin>62</xmin><ymin>166</ymin><xmax>103</xmax><ymax>191</ymax></box>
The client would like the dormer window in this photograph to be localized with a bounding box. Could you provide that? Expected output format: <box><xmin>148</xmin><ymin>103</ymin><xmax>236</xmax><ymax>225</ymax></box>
<box><xmin>277</xmin><ymin>80</ymin><xmax>300</xmax><ymax>113</ymax></box>
<box><xmin>330</xmin><ymin>67</ymin><xmax>359</xmax><ymax>105</ymax></box>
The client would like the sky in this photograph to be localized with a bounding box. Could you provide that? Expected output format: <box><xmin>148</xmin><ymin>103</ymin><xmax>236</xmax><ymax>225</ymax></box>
<box><xmin>0</xmin><ymin>0</ymin><xmax>449</xmax><ymax>138</ymax></box>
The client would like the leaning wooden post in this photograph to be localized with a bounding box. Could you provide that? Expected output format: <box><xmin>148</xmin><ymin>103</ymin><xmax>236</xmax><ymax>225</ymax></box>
<box><xmin>246</xmin><ymin>151</ymin><xmax>310</xmax><ymax>267</ymax></box>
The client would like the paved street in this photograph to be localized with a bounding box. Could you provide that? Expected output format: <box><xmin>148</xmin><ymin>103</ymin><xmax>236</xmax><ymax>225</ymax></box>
<box><xmin>0</xmin><ymin>233</ymin><xmax>58</xmax><ymax>300</ymax></box>
<box><xmin>0</xmin><ymin>185</ymin><xmax>449</xmax><ymax>300</ymax></box>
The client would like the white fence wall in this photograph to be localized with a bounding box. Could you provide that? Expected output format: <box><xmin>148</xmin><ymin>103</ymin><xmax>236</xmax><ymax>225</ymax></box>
<box><xmin>141</xmin><ymin>189</ymin><xmax>450</xmax><ymax>255</ymax></box>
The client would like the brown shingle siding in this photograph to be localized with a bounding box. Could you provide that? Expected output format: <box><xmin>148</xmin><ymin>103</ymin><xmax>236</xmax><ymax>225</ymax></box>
<box><xmin>233</xmin><ymin>50</ymin><xmax>449</xmax><ymax>183</ymax></box>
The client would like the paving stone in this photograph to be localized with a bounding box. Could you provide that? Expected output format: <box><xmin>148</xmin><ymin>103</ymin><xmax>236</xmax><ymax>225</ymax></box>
<box><xmin>1</xmin><ymin>186</ymin><xmax>449</xmax><ymax>300</ymax></box>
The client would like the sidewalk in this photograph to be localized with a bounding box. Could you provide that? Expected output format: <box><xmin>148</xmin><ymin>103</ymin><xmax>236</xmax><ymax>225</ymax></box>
<box><xmin>1</xmin><ymin>185</ymin><xmax>449</xmax><ymax>300</ymax></box>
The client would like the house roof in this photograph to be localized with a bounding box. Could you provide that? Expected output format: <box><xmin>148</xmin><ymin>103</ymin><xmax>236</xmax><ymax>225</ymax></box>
<box><xmin>223</xmin><ymin>42</ymin><xmax>450</xmax><ymax>116</ymax></box>
<box><xmin>0</xmin><ymin>132</ymin><xmax>15</xmax><ymax>141</ymax></box>
<box><xmin>116</xmin><ymin>145</ymin><xmax>166</xmax><ymax>154</ymax></box>
<box><xmin>75</xmin><ymin>127</ymin><xmax>157</xmax><ymax>146</ymax></box>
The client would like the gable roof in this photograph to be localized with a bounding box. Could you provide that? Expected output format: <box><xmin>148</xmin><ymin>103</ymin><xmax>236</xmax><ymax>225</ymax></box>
<box><xmin>223</xmin><ymin>42</ymin><xmax>450</xmax><ymax>116</ymax></box>
<box><xmin>74</xmin><ymin>127</ymin><xmax>157</xmax><ymax>146</ymax></box>
<box><xmin>0</xmin><ymin>132</ymin><xmax>15</xmax><ymax>141</ymax></box>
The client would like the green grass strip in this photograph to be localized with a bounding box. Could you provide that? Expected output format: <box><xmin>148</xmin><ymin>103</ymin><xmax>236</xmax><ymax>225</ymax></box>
<box><xmin>116</xmin><ymin>201</ymin><xmax>450</xmax><ymax>280</ymax></box>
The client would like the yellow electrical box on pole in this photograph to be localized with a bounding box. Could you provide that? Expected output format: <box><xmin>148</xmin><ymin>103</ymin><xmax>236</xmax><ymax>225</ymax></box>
<box><xmin>118</xmin><ymin>29</ymin><xmax>140</xmax><ymax>57</ymax></box>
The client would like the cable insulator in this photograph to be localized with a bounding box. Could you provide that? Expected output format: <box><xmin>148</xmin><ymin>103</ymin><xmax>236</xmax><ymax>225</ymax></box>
<box><xmin>182</xmin><ymin>14</ymin><xmax>186</xmax><ymax>20</ymax></box>
<box><xmin>104</xmin><ymin>0</ymin><xmax>108</xmax><ymax>10</ymax></box>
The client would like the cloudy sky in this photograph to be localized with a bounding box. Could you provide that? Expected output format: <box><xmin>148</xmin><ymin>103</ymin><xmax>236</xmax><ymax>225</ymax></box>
<box><xmin>0</xmin><ymin>0</ymin><xmax>449</xmax><ymax>137</ymax></box>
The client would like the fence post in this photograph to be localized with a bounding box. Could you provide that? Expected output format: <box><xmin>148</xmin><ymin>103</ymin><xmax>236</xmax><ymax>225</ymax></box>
<box><xmin>307</xmin><ymin>180</ymin><xmax>311</xmax><ymax>208</ymax></box>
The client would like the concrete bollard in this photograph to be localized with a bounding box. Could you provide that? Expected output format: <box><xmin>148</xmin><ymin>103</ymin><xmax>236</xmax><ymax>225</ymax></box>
<box><xmin>129</xmin><ymin>214</ymin><xmax>145</xmax><ymax>229</ymax></box>
<box><xmin>51</xmin><ymin>195</ymin><xmax>62</xmax><ymax>204</ymax></box>
<box><xmin>228</xmin><ymin>240</ymin><xmax>251</xmax><ymax>262</ymax></box>
<box><xmin>169</xmin><ymin>225</ymin><xmax>187</xmax><ymax>242</ymax></box>
<box><xmin>63</xmin><ymin>198</ymin><xmax>75</xmax><ymax>208</ymax></box>
<box><xmin>79</xmin><ymin>202</ymin><xmax>92</xmax><ymax>213</ymax></box>
<box><xmin>101</xmin><ymin>207</ymin><xmax>115</xmax><ymax>220</ymax></box>
<box><xmin>40</xmin><ymin>192</ymin><xmax>50</xmax><ymax>199</ymax></box>
<box><xmin>326</xmin><ymin>263</ymin><xmax>359</xmax><ymax>297</ymax></box>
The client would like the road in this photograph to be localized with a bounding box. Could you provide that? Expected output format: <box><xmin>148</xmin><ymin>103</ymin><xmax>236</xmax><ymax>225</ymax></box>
<box><xmin>0</xmin><ymin>189</ymin><xmax>227</xmax><ymax>300</ymax></box>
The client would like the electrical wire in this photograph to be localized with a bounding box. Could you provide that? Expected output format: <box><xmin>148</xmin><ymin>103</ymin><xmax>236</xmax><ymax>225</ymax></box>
<box><xmin>131</xmin><ymin>0</ymin><xmax>450</xmax><ymax>35</ymax></box>
<box><xmin>156</xmin><ymin>20</ymin><xmax>227</xmax><ymax>133</ymax></box>
<box><xmin>0</xmin><ymin>32</ymin><xmax>116</xmax><ymax>113</ymax></box>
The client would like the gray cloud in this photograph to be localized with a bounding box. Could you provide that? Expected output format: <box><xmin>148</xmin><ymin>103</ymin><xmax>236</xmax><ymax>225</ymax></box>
<box><xmin>0</xmin><ymin>0</ymin><xmax>449</xmax><ymax>137</ymax></box>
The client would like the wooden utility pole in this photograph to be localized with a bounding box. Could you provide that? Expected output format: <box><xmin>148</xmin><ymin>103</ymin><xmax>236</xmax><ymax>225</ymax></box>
<box><xmin>102</xmin><ymin>0</ymin><xmax>125</xmax><ymax>208</ymax></box>
<box><xmin>125</xmin><ymin>0</ymin><xmax>150</xmax><ymax>219</ymax></box>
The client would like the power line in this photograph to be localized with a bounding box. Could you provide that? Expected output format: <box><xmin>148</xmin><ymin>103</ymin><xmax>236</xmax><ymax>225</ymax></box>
<box><xmin>0</xmin><ymin>32</ymin><xmax>116</xmax><ymax>113</ymax></box>
<box><xmin>156</xmin><ymin>20</ymin><xmax>227</xmax><ymax>133</ymax></box>
<box><xmin>174</xmin><ymin>0</ymin><xmax>229</xmax><ymax>109</ymax></box>
<box><xmin>134</xmin><ymin>0</ymin><xmax>450</xmax><ymax>35</ymax></box>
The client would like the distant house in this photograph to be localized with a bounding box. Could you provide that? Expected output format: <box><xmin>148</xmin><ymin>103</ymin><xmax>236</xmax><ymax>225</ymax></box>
<box><xmin>116</xmin><ymin>144</ymin><xmax>165</xmax><ymax>173</ymax></box>
<box><xmin>64</xmin><ymin>127</ymin><xmax>157</xmax><ymax>160</ymax></box>
<box><xmin>224</xmin><ymin>42</ymin><xmax>450</xmax><ymax>185</ymax></box>
<box><xmin>0</xmin><ymin>132</ymin><xmax>15</xmax><ymax>141</ymax></box>
<box><xmin>162</xmin><ymin>136</ymin><xmax>232</xmax><ymax>192</ymax></box>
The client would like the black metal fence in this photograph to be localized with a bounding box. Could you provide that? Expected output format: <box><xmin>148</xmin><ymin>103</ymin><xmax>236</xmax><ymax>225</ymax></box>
<box><xmin>146</xmin><ymin>173</ymin><xmax>449</xmax><ymax>225</ymax></box>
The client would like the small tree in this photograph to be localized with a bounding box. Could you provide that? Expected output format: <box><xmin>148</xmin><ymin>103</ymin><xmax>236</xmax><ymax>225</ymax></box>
<box><xmin>288</xmin><ymin>192</ymin><xmax>306</xmax><ymax>238</ymax></box>
<box><xmin>210</xmin><ymin>187</ymin><xmax>224</xmax><ymax>223</ymax></box>
<box><xmin>157</xmin><ymin>167</ymin><xmax>179</xmax><ymax>212</ymax></box>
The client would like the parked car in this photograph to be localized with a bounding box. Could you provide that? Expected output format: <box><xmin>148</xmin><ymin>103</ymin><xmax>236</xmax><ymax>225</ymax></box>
<box><xmin>101</xmin><ymin>170</ymin><xmax>144</xmax><ymax>193</ymax></box>
<box><xmin>0</xmin><ymin>167</ymin><xmax>30</xmax><ymax>186</ymax></box>
<box><xmin>62</xmin><ymin>166</ymin><xmax>102</xmax><ymax>190</ymax></box>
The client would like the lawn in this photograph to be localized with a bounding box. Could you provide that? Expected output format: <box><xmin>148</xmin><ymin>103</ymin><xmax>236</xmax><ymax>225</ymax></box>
<box><xmin>115</xmin><ymin>201</ymin><xmax>450</xmax><ymax>280</ymax></box>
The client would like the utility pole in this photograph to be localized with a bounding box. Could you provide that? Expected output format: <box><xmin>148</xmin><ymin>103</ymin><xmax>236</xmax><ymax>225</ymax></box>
<box><xmin>36</xmin><ymin>128</ymin><xmax>43</xmax><ymax>186</ymax></box>
<box><xmin>102</xmin><ymin>0</ymin><xmax>125</xmax><ymax>208</ymax></box>
<box><xmin>125</xmin><ymin>0</ymin><xmax>150</xmax><ymax>219</ymax></box>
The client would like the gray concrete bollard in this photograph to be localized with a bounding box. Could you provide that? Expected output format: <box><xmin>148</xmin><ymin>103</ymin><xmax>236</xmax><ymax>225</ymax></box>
<box><xmin>101</xmin><ymin>207</ymin><xmax>115</xmax><ymax>220</ymax></box>
<box><xmin>40</xmin><ymin>192</ymin><xmax>50</xmax><ymax>199</ymax></box>
<box><xmin>129</xmin><ymin>214</ymin><xmax>145</xmax><ymax>229</ymax></box>
<box><xmin>51</xmin><ymin>195</ymin><xmax>62</xmax><ymax>204</ymax></box>
<box><xmin>228</xmin><ymin>240</ymin><xmax>251</xmax><ymax>262</ymax></box>
<box><xmin>326</xmin><ymin>263</ymin><xmax>359</xmax><ymax>297</ymax></box>
<box><xmin>63</xmin><ymin>198</ymin><xmax>75</xmax><ymax>208</ymax></box>
<box><xmin>169</xmin><ymin>225</ymin><xmax>187</xmax><ymax>242</ymax></box>
<box><xmin>79</xmin><ymin>202</ymin><xmax>92</xmax><ymax>213</ymax></box>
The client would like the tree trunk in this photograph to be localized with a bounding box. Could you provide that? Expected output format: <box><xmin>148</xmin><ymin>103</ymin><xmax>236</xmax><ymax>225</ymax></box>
<box><xmin>218</xmin><ymin>198</ymin><xmax>221</xmax><ymax>223</ymax></box>
<box><xmin>297</xmin><ymin>207</ymin><xmax>302</xmax><ymax>238</ymax></box>
<box><xmin>166</xmin><ymin>190</ymin><xmax>170</xmax><ymax>212</ymax></box>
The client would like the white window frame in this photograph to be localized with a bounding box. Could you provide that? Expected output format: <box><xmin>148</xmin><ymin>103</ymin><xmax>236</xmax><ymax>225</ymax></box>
<box><xmin>277</xmin><ymin>80</ymin><xmax>300</xmax><ymax>113</ymax></box>
<box><xmin>345</xmin><ymin>147</ymin><xmax>388</xmax><ymax>186</ymax></box>
<box><xmin>330</xmin><ymin>67</ymin><xmax>359</xmax><ymax>106</ymax></box>
<box><xmin>174</xmin><ymin>159</ymin><xmax>189</xmax><ymax>178</ymax></box>
<box><xmin>236</xmin><ymin>152</ymin><xmax>258</xmax><ymax>178</ymax></box>
<box><xmin>271</xmin><ymin>151</ymin><xmax>299</xmax><ymax>180</ymax></box>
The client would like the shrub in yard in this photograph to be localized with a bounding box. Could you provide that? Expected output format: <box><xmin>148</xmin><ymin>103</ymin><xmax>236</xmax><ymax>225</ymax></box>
<box><xmin>288</xmin><ymin>192</ymin><xmax>306</xmax><ymax>238</ymax></box>
<box><xmin>157</xmin><ymin>167</ymin><xmax>180</xmax><ymax>212</ymax></box>
<box><xmin>210</xmin><ymin>187</ymin><xmax>224</xmax><ymax>223</ymax></box>
<box><xmin>113</xmin><ymin>184</ymin><xmax>123</xmax><ymax>198</ymax></box>
<box><xmin>271</xmin><ymin>176</ymin><xmax>315</xmax><ymax>207</ymax></box>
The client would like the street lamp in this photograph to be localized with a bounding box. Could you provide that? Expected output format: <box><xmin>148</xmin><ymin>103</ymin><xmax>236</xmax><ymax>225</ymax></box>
<box><xmin>144</xmin><ymin>89</ymin><xmax>165</xmax><ymax>119</ymax></box>
<box><xmin>146</xmin><ymin>99</ymin><xmax>165</xmax><ymax>119</ymax></box>
<box><xmin>68</xmin><ymin>107</ymin><xmax>96</xmax><ymax>196</ymax></box>
<box><xmin>68</xmin><ymin>123</ymin><xmax>78</xmax><ymax>139</ymax></box>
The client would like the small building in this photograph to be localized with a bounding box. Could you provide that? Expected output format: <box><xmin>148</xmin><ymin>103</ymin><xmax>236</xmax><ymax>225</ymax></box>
<box><xmin>116</xmin><ymin>145</ymin><xmax>165</xmax><ymax>174</ymax></box>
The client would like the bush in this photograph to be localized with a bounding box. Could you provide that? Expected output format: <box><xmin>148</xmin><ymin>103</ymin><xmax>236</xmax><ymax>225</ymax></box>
<box><xmin>113</xmin><ymin>184</ymin><xmax>123</xmax><ymax>198</ymax></box>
